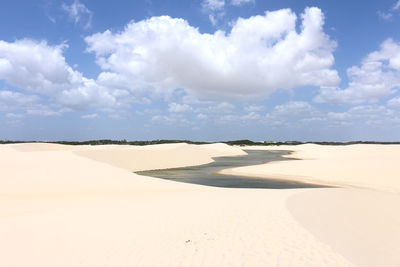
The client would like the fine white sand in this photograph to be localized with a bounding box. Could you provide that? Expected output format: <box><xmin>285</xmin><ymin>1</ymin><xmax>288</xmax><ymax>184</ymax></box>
<box><xmin>74</xmin><ymin>142</ymin><xmax>247</xmax><ymax>172</ymax></box>
<box><xmin>220</xmin><ymin>144</ymin><xmax>400</xmax><ymax>193</ymax></box>
<box><xmin>1</xmin><ymin>143</ymin><xmax>399</xmax><ymax>266</ymax></box>
<box><xmin>288</xmin><ymin>188</ymin><xmax>400</xmax><ymax>267</ymax></box>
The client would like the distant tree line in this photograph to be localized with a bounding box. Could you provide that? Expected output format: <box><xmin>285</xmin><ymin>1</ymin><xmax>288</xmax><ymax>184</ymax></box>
<box><xmin>0</xmin><ymin>139</ymin><xmax>208</xmax><ymax>145</ymax></box>
<box><xmin>1</xmin><ymin>139</ymin><xmax>400</xmax><ymax>146</ymax></box>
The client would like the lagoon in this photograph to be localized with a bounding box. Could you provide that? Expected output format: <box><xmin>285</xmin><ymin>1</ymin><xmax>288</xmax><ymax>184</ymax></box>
<box><xmin>136</xmin><ymin>150</ymin><xmax>324</xmax><ymax>189</ymax></box>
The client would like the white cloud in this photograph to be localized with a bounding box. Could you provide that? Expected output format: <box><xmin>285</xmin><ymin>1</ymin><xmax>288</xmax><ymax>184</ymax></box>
<box><xmin>202</xmin><ymin>0</ymin><xmax>225</xmax><ymax>11</ymax></box>
<box><xmin>260</xmin><ymin>101</ymin><xmax>399</xmax><ymax>129</ymax></box>
<box><xmin>81</xmin><ymin>113</ymin><xmax>99</xmax><ymax>119</ymax></box>
<box><xmin>168</xmin><ymin>103</ymin><xmax>192</xmax><ymax>113</ymax></box>
<box><xmin>392</xmin><ymin>0</ymin><xmax>400</xmax><ymax>10</ymax></box>
<box><xmin>244</xmin><ymin>105</ymin><xmax>264</xmax><ymax>112</ymax></box>
<box><xmin>231</xmin><ymin>0</ymin><xmax>254</xmax><ymax>6</ymax></box>
<box><xmin>388</xmin><ymin>96</ymin><xmax>400</xmax><ymax>107</ymax></box>
<box><xmin>327</xmin><ymin>105</ymin><xmax>395</xmax><ymax>124</ymax></box>
<box><xmin>0</xmin><ymin>40</ymin><xmax>71</xmax><ymax>95</ymax></box>
<box><xmin>203</xmin><ymin>0</ymin><xmax>255</xmax><ymax>25</ymax></box>
<box><xmin>26</xmin><ymin>106</ymin><xmax>60</xmax><ymax>116</ymax></box>
<box><xmin>272</xmin><ymin>101</ymin><xmax>315</xmax><ymax>116</ymax></box>
<box><xmin>0</xmin><ymin>90</ymin><xmax>38</xmax><ymax>110</ymax></box>
<box><xmin>262</xmin><ymin>101</ymin><xmax>319</xmax><ymax>127</ymax></box>
<box><xmin>315</xmin><ymin>39</ymin><xmax>400</xmax><ymax>104</ymax></box>
<box><xmin>108</xmin><ymin>113</ymin><xmax>123</xmax><ymax>120</ymax></box>
<box><xmin>136</xmin><ymin>108</ymin><xmax>160</xmax><ymax>115</ymax></box>
<box><xmin>0</xmin><ymin>39</ymin><xmax>130</xmax><ymax>110</ymax></box>
<box><xmin>5</xmin><ymin>113</ymin><xmax>24</xmax><ymax>119</ymax></box>
<box><xmin>368</xmin><ymin>39</ymin><xmax>400</xmax><ymax>70</ymax></box>
<box><xmin>196</xmin><ymin>113</ymin><xmax>207</xmax><ymax>120</ymax></box>
<box><xmin>208</xmin><ymin>13</ymin><xmax>224</xmax><ymax>26</ymax></box>
<box><xmin>86</xmin><ymin>8</ymin><xmax>338</xmax><ymax>100</ymax></box>
<box><xmin>0</xmin><ymin>89</ymin><xmax>66</xmax><ymax>117</ymax></box>
<box><xmin>215</xmin><ymin>102</ymin><xmax>235</xmax><ymax>112</ymax></box>
<box><xmin>377</xmin><ymin>1</ymin><xmax>400</xmax><ymax>21</ymax></box>
<box><xmin>241</xmin><ymin>111</ymin><xmax>260</xmax><ymax>120</ymax></box>
<box><xmin>195</xmin><ymin>101</ymin><xmax>235</xmax><ymax>114</ymax></box>
<box><xmin>217</xmin><ymin>114</ymin><xmax>235</xmax><ymax>123</ymax></box>
<box><xmin>327</xmin><ymin>111</ymin><xmax>350</xmax><ymax>120</ymax></box>
<box><xmin>62</xmin><ymin>0</ymin><xmax>93</xmax><ymax>29</ymax></box>
<box><xmin>202</xmin><ymin>0</ymin><xmax>226</xmax><ymax>26</ymax></box>
<box><xmin>151</xmin><ymin>114</ymin><xmax>192</xmax><ymax>126</ymax></box>
<box><xmin>217</xmin><ymin>111</ymin><xmax>261</xmax><ymax>124</ymax></box>
<box><xmin>181</xmin><ymin>95</ymin><xmax>213</xmax><ymax>105</ymax></box>
<box><xmin>377</xmin><ymin>11</ymin><xmax>393</xmax><ymax>20</ymax></box>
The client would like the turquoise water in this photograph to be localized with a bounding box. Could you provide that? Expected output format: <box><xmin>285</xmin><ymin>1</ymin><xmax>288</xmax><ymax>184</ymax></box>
<box><xmin>136</xmin><ymin>150</ymin><xmax>325</xmax><ymax>189</ymax></box>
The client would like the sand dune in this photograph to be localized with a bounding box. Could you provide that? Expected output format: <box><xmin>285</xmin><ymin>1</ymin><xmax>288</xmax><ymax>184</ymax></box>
<box><xmin>221</xmin><ymin>144</ymin><xmax>400</xmax><ymax>193</ymax></box>
<box><xmin>74</xmin><ymin>142</ymin><xmax>247</xmax><ymax>172</ymax></box>
<box><xmin>1</xmin><ymin>143</ymin><xmax>399</xmax><ymax>266</ymax></box>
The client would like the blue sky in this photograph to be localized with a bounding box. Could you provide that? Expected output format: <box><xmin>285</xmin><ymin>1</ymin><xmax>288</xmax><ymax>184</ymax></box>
<box><xmin>1</xmin><ymin>0</ymin><xmax>400</xmax><ymax>141</ymax></box>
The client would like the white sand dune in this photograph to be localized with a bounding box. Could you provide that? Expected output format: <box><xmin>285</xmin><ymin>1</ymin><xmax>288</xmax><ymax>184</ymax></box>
<box><xmin>74</xmin><ymin>142</ymin><xmax>247</xmax><ymax>172</ymax></box>
<box><xmin>1</xmin><ymin>143</ymin><xmax>399</xmax><ymax>266</ymax></box>
<box><xmin>221</xmin><ymin>144</ymin><xmax>400</xmax><ymax>193</ymax></box>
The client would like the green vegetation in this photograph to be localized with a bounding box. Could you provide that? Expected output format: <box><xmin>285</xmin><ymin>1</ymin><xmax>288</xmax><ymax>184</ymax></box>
<box><xmin>0</xmin><ymin>139</ymin><xmax>208</xmax><ymax>145</ymax></box>
<box><xmin>56</xmin><ymin>139</ymin><xmax>210</xmax><ymax>145</ymax></box>
<box><xmin>1</xmin><ymin>139</ymin><xmax>400</xmax><ymax>146</ymax></box>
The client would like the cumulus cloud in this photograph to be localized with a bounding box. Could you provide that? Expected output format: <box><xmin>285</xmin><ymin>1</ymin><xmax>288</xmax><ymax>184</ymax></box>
<box><xmin>0</xmin><ymin>40</ymin><xmax>72</xmax><ymax>95</ymax></box>
<box><xmin>81</xmin><ymin>113</ymin><xmax>99</xmax><ymax>119</ymax></box>
<box><xmin>388</xmin><ymin>96</ymin><xmax>400</xmax><ymax>107</ymax></box>
<box><xmin>196</xmin><ymin>113</ymin><xmax>208</xmax><ymax>120</ymax></box>
<box><xmin>327</xmin><ymin>105</ymin><xmax>396</xmax><ymax>126</ymax></box>
<box><xmin>5</xmin><ymin>112</ymin><xmax>24</xmax><ymax>119</ymax></box>
<box><xmin>86</xmin><ymin>7</ymin><xmax>338</xmax><ymax>100</ymax></box>
<box><xmin>202</xmin><ymin>0</ymin><xmax>225</xmax><ymax>11</ymax></box>
<box><xmin>0</xmin><ymin>90</ymin><xmax>38</xmax><ymax>110</ymax></box>
<box><xmin>272</xmin><ymin>101</ymin><xmax>315</xmax><ymax>116</ymax></box>
<box><xmin>377</xmin><ymin>11</ymin><xmax>392</xmax><ymax>20</ymax></box>
<box><xmin>151</xmin><ymin>114</ymin><xmax>192</xmax><ymax>126</ymax></box>
<box><xmin>327</xmin><ymin>111</ymin><xmax>351</xmax><ymax>120</ymax></box>
<box><xmin>0</xmin><ymin>88</ymin><xmax>64</xmax><ymax>116</ymax></box>
<box><xmin>368</xmin><ymin>39</ymin><xmax>400</xmax><ymax>70</ymax></box>
<box><xmin>392</xmin><ymin>0</ymin><xmax>400</xmax><ymax>10</ymax></box>
<box><xmin>261</xmin><ymin>101</ymin><xmax>399</xmax><ymax>129</ymax></box>
<box><xmin>195</xmin><ymin>102</ymin><xmax>235</xmax><ymax>114</ymax></box>
<box><xmin>26</xmin><ymin>105</ymin><xmax>61</xmax><ymax>116</ymax></box>
<box><xmin>315</xmin><ymin>39</ymin><xmax>400</xmax><ymax>104</ymax></box>
<box><xmin>231</xmin><ymin>0</ymin><xmax>254</xmax><ymax>6</ymax></box>
<box><xmin>203</xmin><ymin>0</ymin><xmax>255</xmax><ymax>25</ymax></box>
<box><xmin>244</xmin><ymin>105</ymin><xmax>264</xmax><ymax>112</ymax></box>
<box><xmin>0</xmin><ymin>39</ymin><xmax>130</xmax><ymax>110</ymax></box>
<box><xmin>168</xmin><ymin>102</ymin><xmax>192</xmax><ymax>113</ymax></box>
<box><xmin>261</xmin><ymin>101</ymin><xmax>321</xmax><ymax>127</ymax></box>
<box><xmin>202</xmin><ymin>0</ymin><xmax>226</xmax><ymax>26</ymax></box>
<box><xmin>62</xmin><ymin>0</ymin><xmax>93</xmax><ymax>29</ymax></box>
<box><xmin>241</xmin><ymin>111</ymin><xmax>260</xmax><ymax>120</ymax></box>
<box><xmin>377</xmin><ymin>1</ymin><xmax>400</xmax><ymax>21</ymax></box>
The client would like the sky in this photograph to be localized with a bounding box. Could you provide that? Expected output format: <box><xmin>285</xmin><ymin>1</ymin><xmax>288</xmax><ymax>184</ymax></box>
<box><xmin>1</xmin><ymin>0</ymin><xmax>400</xmax><ymax>141</ymax></box>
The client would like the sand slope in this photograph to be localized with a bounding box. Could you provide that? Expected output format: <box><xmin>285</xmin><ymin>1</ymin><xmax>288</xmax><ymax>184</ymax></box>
<box><xmin>220</xmin><ymin>144</ymin><xmax>400</xmax><ymax>193</ymax></box>
<box><xmin>74</xmin><ymin>143</ymin><xmax>247</xmax><ymax>172</ymax></box>
<box><xmin>288</xmin><ymin>188</ymin><xmax>400</xmax><ymax>267</ymax></box>
<box><xmin>221</xmin><ymin>144</ymin><xmax>400</xmax><ymax>266</ymax></box>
